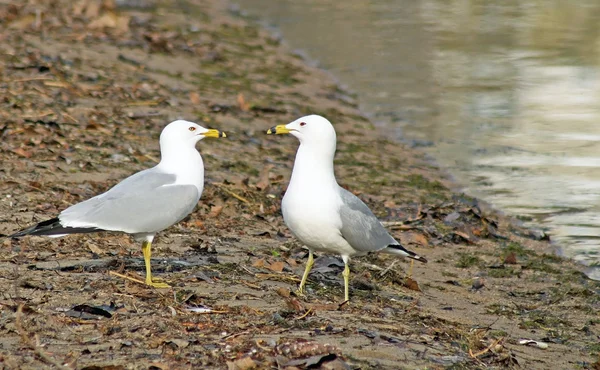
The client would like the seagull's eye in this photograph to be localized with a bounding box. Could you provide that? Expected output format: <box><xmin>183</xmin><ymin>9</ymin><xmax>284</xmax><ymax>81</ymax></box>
<box><xmin>189</xmin><ymin>126</ymin><xmax>196</xmax><ymax>132</ymax></box>
<box><xmin>299</xmin><ymin>122</ymin><xmax>306</xmax><ymax>127</ymax></box>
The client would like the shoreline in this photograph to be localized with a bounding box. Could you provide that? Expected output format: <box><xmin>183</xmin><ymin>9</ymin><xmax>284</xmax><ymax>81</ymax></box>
<box><xmin>0</xmin><ymin>1</ymin><xmax>599</xmax><ymax>369</ymax></box>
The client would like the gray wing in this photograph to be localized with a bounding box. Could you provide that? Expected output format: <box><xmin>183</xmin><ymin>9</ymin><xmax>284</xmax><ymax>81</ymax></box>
<box><xmin>59</xmin><ymin>169</ymin><xmax>199</xmax><ymax>234</ymax></box>
<box><xmin>338</xmin><ymin>187</ymin><xmax>396</xmax><ymax>252</ymax></box>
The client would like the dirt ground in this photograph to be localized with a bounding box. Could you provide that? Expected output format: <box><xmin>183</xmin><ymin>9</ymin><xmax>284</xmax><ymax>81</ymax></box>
<box><xmin>1</xmin><ymin>1</ymin><xmax>600</xmax><ymax>369</ymax></box>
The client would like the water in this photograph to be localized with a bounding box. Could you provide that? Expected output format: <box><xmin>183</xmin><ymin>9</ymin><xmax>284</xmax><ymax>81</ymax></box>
<box><xmin>235</xmin><ymin>0</ymin><xmax>600</xmax><ymax>277</ymax></box>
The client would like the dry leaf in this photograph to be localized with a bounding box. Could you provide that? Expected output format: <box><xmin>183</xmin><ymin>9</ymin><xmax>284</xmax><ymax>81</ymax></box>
<box><xmin>8</xmin><ymin>14</ymin><xmax>36</xmax><ymax>30</ymax></box>
<box><xmin>252</xmin><ymin>258</ymin><xmax>266</xmax><ymax>268</ymax></box>
<box><xmin>85</xmin><ymin>0</ymin><xmax>101</xmax><ymax>19</ymax></box>
<box><xmin>237</xmin><ymin>93</ymin><xmax>250</xmax><ymax>111</ymax></box>
<box><xmin>72</xmin><ymin>0</ymin><xmax>88</xmax><ymax>16</ymax></box>
<box><xmin>403</xmin><ymin>277</ymin><xmax>421</xmax><ymax>292</ymax></box>
<box><xmin>452</xmin><ymin>231</ymin><xmax>474</xmax><ymax>244</ymax></box>
<box><xmin>114</xmin><ymin>15</ymin><xmax>130</xmax><ymax>34</ymax></box>
<box><xmin>102</xmin><ymin>0</ymin><xmax>116</xmax><ymax>11</ymax></box>
<box><xmin>86</xmin><ymin>242</ymin><xmax>104</xmax><ymax>255</ymax></box>
<box><xmin>407</xmin><ymin>232</ymin><xmax>429</xmax><ymax>247</ymax></box>
<box><xmin>286</xmin><ymin>297</ymin><xmax>305</xmax><ymax>312</ymax></box>
<box><xmin>267</xmin><ymin>261</ymin><xmax>285</xmax><ymax>273</ymax></box>
<box><xmin>276</xmin><ymin>287</ymin><xmax>290</xmax><ymax>298</ymax></box>
<box><xmin>189</xmin><ymin>92</ymin><xmax>201</xmax><ymax>105</ymax></box>
<box><xmin>88</xmin><ymin>12</ymin><xmax>117</xmax><ymax>29</ymax></box>
<box><xmin>504</xmin><ymin>252</ymin><xmax>517</xmax><ymax>265</ymax></box>
<box><xmin>12</xmin><ymin>148</ymin><xmax>32</xmax><ymax>158</ymax></box>
<box><xmin>227</xmin><ymin>356</ymin><xmax>257</xmax><ymax>370</ymax></box>
<box><xmin>208</xmin><ymin>205</ymin><xmax>223</xmax><ymax>218</ymax></box>
<box><xmin>286</xmin><ymin>258</ymin><xmax>297</xmax><ymax>267</ymax></box>
<box><xmin>255</xmin><ymin>164</ymin><xmax>272</xmax><ymax>191</ymax></box>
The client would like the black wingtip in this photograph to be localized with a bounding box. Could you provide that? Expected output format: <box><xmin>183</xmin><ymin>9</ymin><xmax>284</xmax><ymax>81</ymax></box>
<box><xmin>9</xmin><ymin>217</ymin><xmax>101</xmax><ymax>238</ymax></box>
<box><xmin>9</xmin><ymin>217</ymin><xmax>60</xmax><ymax>238</ymax></box>
<box><xmin>387</xmin><ymin>244</ymin><xmax>428</xmax><ymax>263</ymax></box>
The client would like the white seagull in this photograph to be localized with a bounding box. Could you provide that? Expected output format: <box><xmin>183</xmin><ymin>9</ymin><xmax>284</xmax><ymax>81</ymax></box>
<box><xmin>9</xmin><ymin>120</ymin><xmax>226</xmax><ymax>288</ymax></box>
<box><xmin>267</xmin><ymin>115</ymin><xmax>426</xmax><ymax>301</ymax></box>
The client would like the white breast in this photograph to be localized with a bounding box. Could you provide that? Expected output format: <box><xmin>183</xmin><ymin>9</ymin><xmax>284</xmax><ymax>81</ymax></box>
<box><xmin>282</xmin><ymin>184</ymin><xmax>357</xmax><ymax>257</ymax></box>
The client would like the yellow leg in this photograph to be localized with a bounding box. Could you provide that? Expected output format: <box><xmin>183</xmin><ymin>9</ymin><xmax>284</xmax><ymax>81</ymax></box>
<box><xmin>342</xmin><ymin>262</ymin><xmax>350</xmax><ymax>302</ymax></box>
<box><xmin>142</xmin><ymin>240</ymin><xmax>170</xmax><ymax>288</ymax></box>
<box><xmin>297</xmin><ymin>250</ymin><xmax>314</xmax><ymax>295</ymax></box>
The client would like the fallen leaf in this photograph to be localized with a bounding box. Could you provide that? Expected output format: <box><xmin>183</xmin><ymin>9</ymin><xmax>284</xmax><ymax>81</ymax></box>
<box><xmin>8</xmin><ymin>14</ymin><xmax>36</xmax><ymax>30</ymax></box>
<box><xmin>407</xmin><ymin>232</ymin><xmax>428</xmax><ymax>247</ymax></box>
<box><xmin>85</xmin><ymin>0</ymin><xmax>101</xmax><ymax>18</ymax></box>
<box><xmin>256</xmin><ymin>165</ymin><xmax>273</xmax><ymax>191</ymax></box>
<box><xmin>227</xmin><ymin>356</ymin><xmax>257</xmax><ymax>370</ymax></box>
<box><xmin>504</xmin><ymin>252</ymin><xmax>517</xmax><ymax>265</ymax></box>
<box><xmin>384</xmin><ymin>199</ymin><xmax>396</xmax><ymax>208</ymax></box>
<box><xmin>267</xmin><ymin>261</ymin><xmax>285</xmax><ymax>273</ymax></box>
<box><xmin>451</xmin><ymin>231</ymin><xmax>474</xmax><ymax>244</ymax></box>
<box><xmin>237</xmin><ymin>93</ymin><xmax>251</xmax><ymax>111</ymax></box>
<box><xmin>163</xmin><ymin>338</ymin><xmax>190</xmax><ymax>349</ymax></box>
<box><xmin>252</xmin><ymin>258</ymin><xmax>266</xmax><ymax>268</ymax></box>
<box><xmin>189</xmin><ymin>92</ymin><xmax>202</xmax><ymax>105</ymax></box>
<box><xmin>81</xmin><ymin>365</ymin><xmax>125</xmax><ymax>370</ymax></box>
<box><xmin>208</xmin><ymin>205</ymin><xmax>223</xmax><ymax>218</ymax></box>
<box><xmin>286</xmin><ymin>297</ymin><xmax>305</xmax><ymax>312</ymax></box>
<box><xmin>88</xmin><ymin>13</ymin><xmax>116</xmax><ymax>29</ymax></box>
<box><xmin>403</xmin><ymin>277</ymin><xmax>421</xmax><ymax>292</ymax></box>
<box><xmin>86</xmin><ymin>242</ymin><xmax>104</xmax><ymax>255</ymax></box>
<box><xmin>276</xmin><ymin>287</ymin><xmax>290</xmax><ymax>298</ymax></box>
<box><xmin>72</xmin><ymin>0</ymin><xmax>88</xmax><ymax>17</ymax></box>
<box><xmin>12</xmin><ymin>148</ymin><xmax>32</xmax><ymax>158</ymax></box>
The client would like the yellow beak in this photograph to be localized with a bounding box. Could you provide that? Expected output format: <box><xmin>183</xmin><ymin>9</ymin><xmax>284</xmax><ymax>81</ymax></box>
<box><xmin>203</xmin><ymin>129</ymin><xmax>226</xmax><ymax>138</ymax></box>
<box><xmin>266</xmin><ymin>125</ymin><xmax>291</xmax><ymax>135</ymax></box>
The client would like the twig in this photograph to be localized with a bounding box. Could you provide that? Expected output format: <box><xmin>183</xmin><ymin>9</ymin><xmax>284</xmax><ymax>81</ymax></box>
<box><xmin>378</xmin><ymin>260</ymin><xmax>398</xmax><ymax>278</ymax></box>
<box><xmin>469</xmin><ymin>337</ymin><xmax>504</xmax><ymax>358</ymax></box>
<box><xmin>62</xmin><ymin>113</ymin><xmax>79</xmax><ymax>124</ymax></box>
<box><xmin>6</xmin><ymin>76</ymin><xmax>54</xmax><ymax>83</ymax></box>
<box><xmin>144</xmin><ymin>154</ymin><xmax>160</xmax><ymax>163</ymax></box>
<box><xmin>15</xmin><ymin>305</ymin><xmax>71</xmax><ymax>370</ymax></box>
<box><xmin>255</xmin><ymin>273</ymin><xmax>301</xmax><ymax>283</ymax></box>
<box><xmin>213</xmin><ymin>183</ymin><xmax>250</xmax><ymax>203</ymax></box>
<box><xmin>222</xmin><ymin>330</ymin><xmax>251</xmax><ymax>340</ymax></box>
<box><xmin>295</xmin><ymin>307</ymin><xmax>312</xmax><ymax>320</ymax></box>
<box><xmin>21</xmin><ymin>111</ymin><xmax>55</xmax><ymax>119</ymax></box>
<box><xmin>109</xmin><ymin>271</ymin><xmax>146</xmax><ymax>285</ymax></box>
<box><xmin>125</xmin><ymin>100</ymin><xmax>161</xmax><ymax>107</ymax></box>
<box><xmin>127</xmin><ymin>112</ymin><xmax>164</xmax><ymax>119</ymax></box>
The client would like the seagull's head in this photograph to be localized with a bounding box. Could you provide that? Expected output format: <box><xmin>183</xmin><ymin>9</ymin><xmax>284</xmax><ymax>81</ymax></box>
<box><xmin>267</xmin><ymin>115</ymin><xmax>336</xmax><ymax>148</ymax></box>
<box><xmin>160</xmin><ymin>120</ymin><xmax>226</xmax><ymax>148</ymax></box>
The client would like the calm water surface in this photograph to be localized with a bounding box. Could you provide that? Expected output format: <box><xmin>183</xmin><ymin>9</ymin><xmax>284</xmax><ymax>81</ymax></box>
<box><xmin>236</xmin><ymin>1</ymin><xmax>600</xmax><ymax>277</ymax></box>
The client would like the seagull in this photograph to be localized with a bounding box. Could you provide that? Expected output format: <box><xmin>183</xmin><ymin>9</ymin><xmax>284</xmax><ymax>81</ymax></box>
<box><xmin>267</xmin><ymin>115</ymin><xmax>427</xmax><ymax>301</ymax></box>
<box><xmin>9</xmin><ymin>120</ymin><xmax>226</xmax><ymax>288</ymax></box>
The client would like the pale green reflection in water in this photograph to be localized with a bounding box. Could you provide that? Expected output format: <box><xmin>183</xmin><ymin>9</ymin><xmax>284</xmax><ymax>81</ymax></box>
<box><xmin>236</xmin><ymin>0</ymin><xmax>600</xmax><ymax>277</ymax></box>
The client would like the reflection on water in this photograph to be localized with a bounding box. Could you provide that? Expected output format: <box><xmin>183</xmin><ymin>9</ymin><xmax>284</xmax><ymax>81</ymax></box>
<box><xmin>236</xmin><ymin>0</ymin><xmax>600</xmax><ymax>274</ymax></box>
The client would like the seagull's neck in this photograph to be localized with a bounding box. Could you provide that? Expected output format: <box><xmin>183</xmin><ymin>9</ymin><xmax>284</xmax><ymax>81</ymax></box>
<box><xmin>289</xmin><ymin>142</ymin><xmax>338</xmax><ymax>189</ymax></box>
<box><xmin>157</xmin><ymin>145</ymin><xmax>205</xmax><ymax>193</ymax></box>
